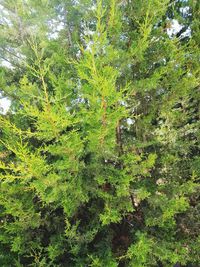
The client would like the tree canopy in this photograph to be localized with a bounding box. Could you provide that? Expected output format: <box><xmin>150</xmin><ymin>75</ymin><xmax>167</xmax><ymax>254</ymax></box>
<box><xmin>0</xmin><ymin>0</ymin><xmax>199</xmax><ymax>266</ymax></box>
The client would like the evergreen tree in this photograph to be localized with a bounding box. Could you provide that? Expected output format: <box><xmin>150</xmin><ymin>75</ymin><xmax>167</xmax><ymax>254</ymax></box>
<box><xmin>0</xmin><ymin>0</ymin><xmax>199</xmax><ymax>266</ymax></box>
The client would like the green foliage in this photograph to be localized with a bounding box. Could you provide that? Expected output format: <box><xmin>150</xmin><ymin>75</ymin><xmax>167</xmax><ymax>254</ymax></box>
<box><xmin>0</xmin><ymin>0</ymin><xmax>199</xmax><ymax>266</ymax></box>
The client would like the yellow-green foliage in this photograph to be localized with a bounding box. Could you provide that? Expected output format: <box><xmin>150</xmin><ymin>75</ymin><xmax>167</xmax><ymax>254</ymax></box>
<box><xmin>0</xmin><ymin>0</ymin><xmax>199</xmax><ymax>266</ymax></box>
